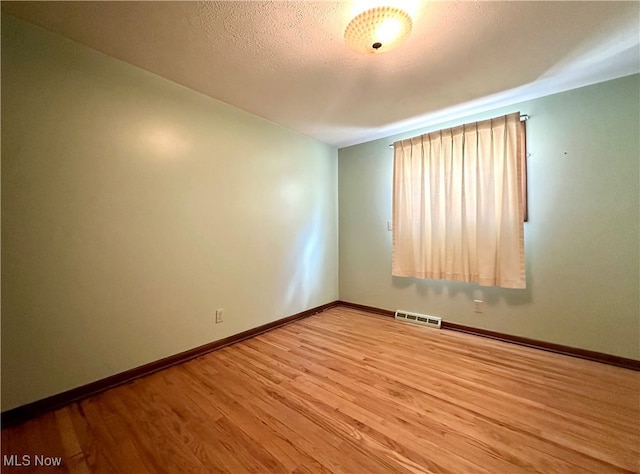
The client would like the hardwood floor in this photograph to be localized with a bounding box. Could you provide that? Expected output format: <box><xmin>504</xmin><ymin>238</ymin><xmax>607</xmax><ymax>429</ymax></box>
<box><xmin>2</xmin><ymin>306</ymin><xmax>639</xmax><ymax>473</ymax></box>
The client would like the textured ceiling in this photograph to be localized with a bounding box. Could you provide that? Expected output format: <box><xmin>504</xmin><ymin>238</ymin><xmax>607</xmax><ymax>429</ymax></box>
<box><xmin>3</xmin><ymin>1</ymin><xmax>639</xmax><ymax>147</ymax></box>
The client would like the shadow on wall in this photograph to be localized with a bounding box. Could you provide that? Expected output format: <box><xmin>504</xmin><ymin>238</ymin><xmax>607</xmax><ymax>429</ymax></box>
<box><xmin>390</xmin><ymin>268</ymin><xmax>533</xmax><ymax>307</ymax></box>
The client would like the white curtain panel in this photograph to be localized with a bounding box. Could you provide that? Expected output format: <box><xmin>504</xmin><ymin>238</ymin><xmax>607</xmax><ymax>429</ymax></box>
<box><xmin>392</xmin><ymin>112</ymin><xmax>525</xmax><ymax>289</ymax></box>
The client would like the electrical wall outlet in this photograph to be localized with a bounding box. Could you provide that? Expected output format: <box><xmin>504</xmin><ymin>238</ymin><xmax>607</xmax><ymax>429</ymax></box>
<box><xmin>215</xmin><ymin>308</ymin><xmax>224</xmax><ymax>323</ymax></box>
<box><xmin>473</xmin><ymin>300</ymin><xmax>483</xmax><ymax>314</ymax></box>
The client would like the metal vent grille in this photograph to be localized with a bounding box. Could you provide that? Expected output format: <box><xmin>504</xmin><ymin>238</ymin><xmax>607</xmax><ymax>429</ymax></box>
<box><xmin>394</xmin><ymin>310</ymin><xmax>441</xmax><ymax>329</ymax></box>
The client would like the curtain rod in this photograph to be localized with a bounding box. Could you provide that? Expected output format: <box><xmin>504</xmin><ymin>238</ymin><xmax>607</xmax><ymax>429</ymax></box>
<box><xmin>388</xmin><ymin>114</ymin><xmax>529</xmax><ymax>148</ymax></box>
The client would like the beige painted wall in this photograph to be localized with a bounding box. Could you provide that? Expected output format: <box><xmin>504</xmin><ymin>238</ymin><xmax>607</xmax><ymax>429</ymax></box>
<box><xmin>1</xmin><ymin>15</ymin><xmax>338</xmax><ymax>411</ymax></box>
<box><xmin>339</xmin><ymin>74</ymin><xmax>640</xmax><ymax>359</ymax></box>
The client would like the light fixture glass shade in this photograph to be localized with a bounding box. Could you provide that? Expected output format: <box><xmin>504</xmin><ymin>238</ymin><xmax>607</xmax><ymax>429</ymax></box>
<box><xmin>344</xmin><ymin>6</ymin><xmax>413</xmax><ymax>55</ymax></box>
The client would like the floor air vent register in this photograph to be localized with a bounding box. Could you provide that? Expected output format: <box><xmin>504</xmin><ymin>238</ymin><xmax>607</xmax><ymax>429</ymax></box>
<box><xmin>394</xmin><ymin>310</ymin><xmax>442</xmax><ymax>329</ymax></box>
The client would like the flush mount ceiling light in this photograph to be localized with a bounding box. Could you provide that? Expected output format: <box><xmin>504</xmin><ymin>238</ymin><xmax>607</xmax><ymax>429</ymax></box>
<box><xmin>344</xmin><ymin>6</ymin><xmax>413</xmax><ymax>55</ymax></box>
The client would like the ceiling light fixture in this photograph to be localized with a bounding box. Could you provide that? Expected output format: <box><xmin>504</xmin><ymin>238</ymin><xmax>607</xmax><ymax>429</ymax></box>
<box><xmin>344</xmin><ymin>6</ymin><xmax>413</xmax><ymax>55</ymax></box>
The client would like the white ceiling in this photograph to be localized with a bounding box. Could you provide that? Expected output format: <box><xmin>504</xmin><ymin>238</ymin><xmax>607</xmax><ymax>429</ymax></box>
<box><xmin>3</xmin><ymin>1</ymin><xmax>639</xmax><ymax>148</ymax></box>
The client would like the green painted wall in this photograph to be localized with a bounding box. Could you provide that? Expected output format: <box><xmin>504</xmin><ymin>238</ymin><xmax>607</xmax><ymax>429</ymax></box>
<box><xmin>339</xmin><ymin>74</ymin><xmax>640</xmax><ymax>359</ymax></box>
<box><xmin>1</xmin><ymin>15</ymin><xmax>338</xmax><ymax>411</ymax></box>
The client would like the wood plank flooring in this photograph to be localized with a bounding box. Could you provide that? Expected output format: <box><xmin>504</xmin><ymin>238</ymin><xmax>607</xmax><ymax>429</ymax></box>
<box><xmin>2</xmin><ymin>306</ymin><xmax>639</xmax><ymax>473</ymax></box>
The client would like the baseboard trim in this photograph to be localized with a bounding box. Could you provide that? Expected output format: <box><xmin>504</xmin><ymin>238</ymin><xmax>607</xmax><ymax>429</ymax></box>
<box><xmin>441</xmin><ymin>321</ymin><xmax>640</xmax><ymax>371</ymax></box>
<box><xmin>336</xmin><ymin>300</ymin><xmax>395</xmax><ymax>317</ymax></box>
<box><xmin>337</xmin><ymin>300</ymin><xmax>640</xmax><ymax>371</ymax></box>
<box><xmin>1</xmin><ymin>301</ymin><xmax>338</xmax><ymax>429</ymax></box>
